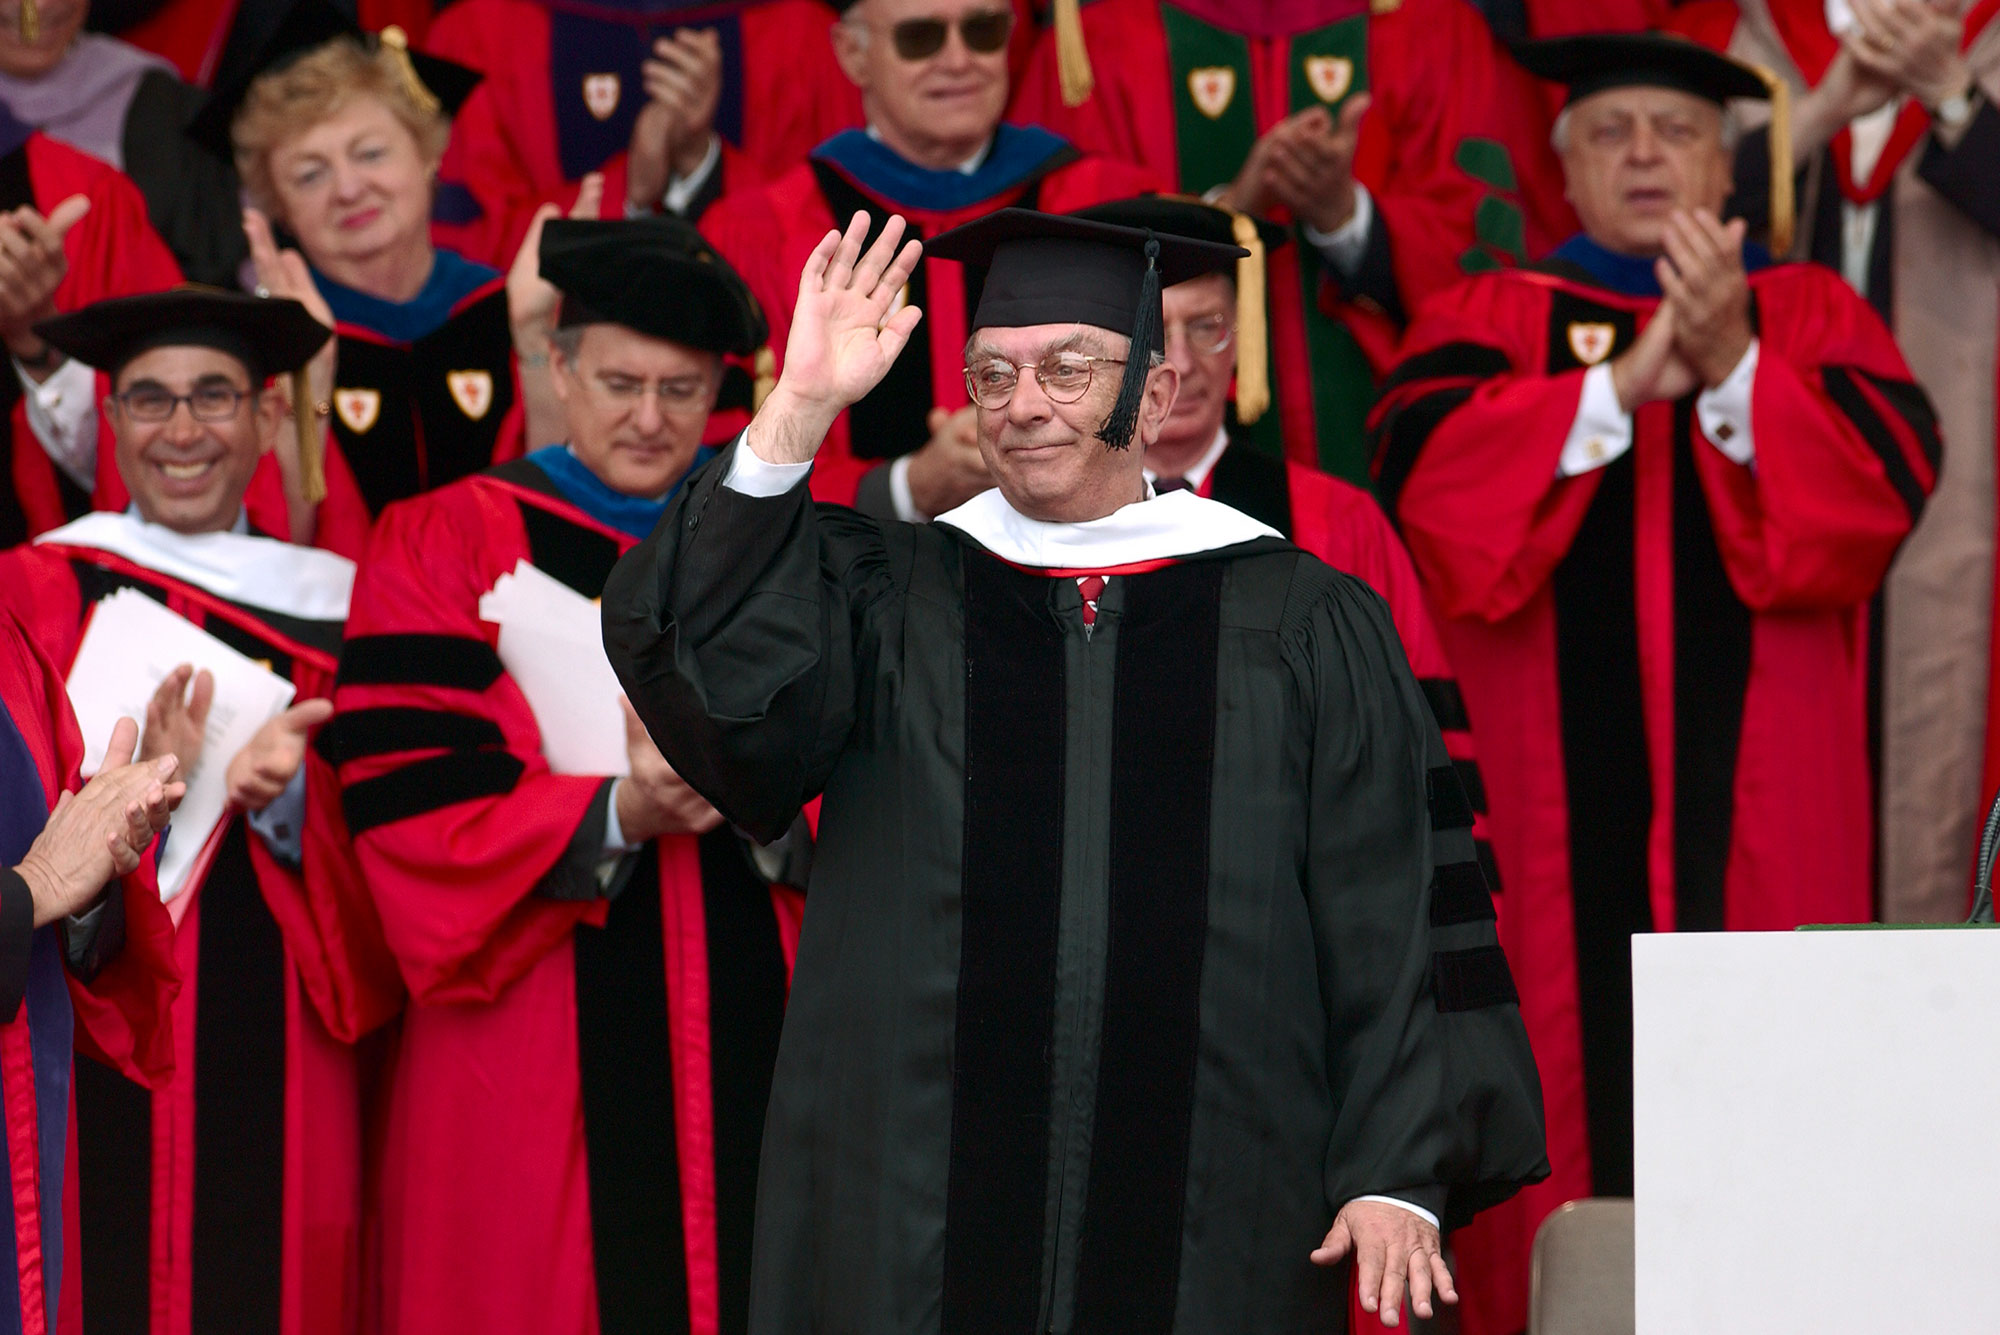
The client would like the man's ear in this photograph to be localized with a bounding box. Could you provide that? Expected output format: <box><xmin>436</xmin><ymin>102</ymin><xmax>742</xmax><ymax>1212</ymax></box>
<box><xmin>1135</xmin><ymin>361</ymin><xmax>1181</xmax><ymax>449</ymax></box>
<box><xmin>253</xmin><ymin>384</ymin><xmax>285</xmax><ymax>458</ymax></box>
<box><xmin>830</xmin><ymin>15</ymin><xmax>871</xmax><ymax>91</ymax></box>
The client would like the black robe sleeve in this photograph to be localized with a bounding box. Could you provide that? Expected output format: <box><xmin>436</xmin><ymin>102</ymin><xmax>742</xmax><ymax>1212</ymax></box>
<box><xmin>603</xmin><ymin>444</ymin><xmax>895</xmax><ymax>845</ymax></box>
<box><xmin>1291</xmin><ymin>564</ymin><xmax>1548</xmax><ymax>1229</ymax></box>
<box><xmin>1918</xmin><ymin>98</ymin><xmax>2000</xmax><ymax>242</ymax></box>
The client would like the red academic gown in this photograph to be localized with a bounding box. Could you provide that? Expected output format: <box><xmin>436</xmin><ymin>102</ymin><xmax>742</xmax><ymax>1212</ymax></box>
<box><xmin>0</xmin><ymin>129</ymin><xmax>372</xmax><ymax>562</ymax></box>
<box><xmin>701</xmin><ymin>126</ymin><xmax>1159</xmax><ymax>507</ymax></box>
<box><xmin>1369</xmin><ymin>255</ymin><xmax>1939</xmax><ymax>1335</ymax></box>
<box><xmin>0</xmin><ymin>608</ymin><xmax>177</xmax><ymax>1335</ymax></box>
<box><xmin>423</xmin><ymin>0</ymin><xmax>861</xmax><ymax>269</ymax></box>
<box><xmin>1011</xmin><ymin>0</ymin><xmax>1574</xmax><ymax>482</ymax></box>
<box><xmin>0</xmin><ymin>524</ymin><xmax>400</xmax><ymax>1335</ymax></box>
<box><xmin>330</xmin><ymin>456</ymin><xmax>801</xmax><ymax>1335</ymax></box>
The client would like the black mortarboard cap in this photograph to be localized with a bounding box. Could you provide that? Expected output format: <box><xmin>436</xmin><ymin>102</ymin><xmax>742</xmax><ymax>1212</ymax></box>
<box><xmin>540</xmin><ymin>215</ymin><xmax>769</xmax><ymax>357</ymax></box>
<box><xmin>1514</xmin><ymin>32</ymin><xmax>1770</xmax><ymax>107</ymax></box>
<box><xmin>1070</xmin><ymin>195</ymin><xmax>1287</xmax><ymax>252</ymax></box>
<box><xmin>36</xmin><ymin>286</ymin><xmax>333</xmax><ymax>382</ymax></box>
<box><xmin>187</xmin><ymin>0</ymin><xmax>483</xmax><ymax>161</ymax></box>
<box><xmin>928</xmin><ymin>207</ymin><xmax>1245</xmax><ymax>448</ymax></box>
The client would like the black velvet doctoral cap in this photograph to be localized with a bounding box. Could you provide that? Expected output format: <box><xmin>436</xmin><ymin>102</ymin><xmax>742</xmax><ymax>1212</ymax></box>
<box><xmin>1069</xmin><ymin>195</ymin><xmax>1287</xmax><ymax>253</ymax></box>
<box><xmin>1514</xmin><ymin>32</ymin><xmax>1771</xmax><ymax>107</ymax></box>
<box><xmin>928</xmin><ymin>207</ymin><xmax>1244</xmax><ymax>447</ymax></box>
<box><xmin>540</xmin><ymin>216</ymin><xmax>770</xmax><ymax>357</ymax></box>
<box><xmin>187</xmin><ymin>0</ymin><xmax>484</xmax><ymax>160</ymax></box>
<box><xmin>36</xmin><ymin>287</ymin><xmax>334</xmax><ymax>382</ymax></box>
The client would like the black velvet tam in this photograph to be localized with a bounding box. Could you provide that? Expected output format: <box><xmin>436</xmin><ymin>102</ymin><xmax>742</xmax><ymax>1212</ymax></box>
<box><xmin>542</xmin><ymin>216</ymin><xmax>770</xmax><ymax>357</ymax></box>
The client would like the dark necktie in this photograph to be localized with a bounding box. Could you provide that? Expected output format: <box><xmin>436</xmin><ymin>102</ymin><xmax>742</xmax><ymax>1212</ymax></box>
<box><xmin>1155</xmin><ymin>476</ymin><xmax>1191</xmax><ymax>494</ymax></box>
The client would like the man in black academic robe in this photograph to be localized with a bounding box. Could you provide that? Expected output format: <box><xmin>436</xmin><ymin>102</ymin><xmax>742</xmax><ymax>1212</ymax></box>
<box><xmin>605</xmin><ymin>207</ymin><xmax>1547</xmax><ymax>1331</ymax></box>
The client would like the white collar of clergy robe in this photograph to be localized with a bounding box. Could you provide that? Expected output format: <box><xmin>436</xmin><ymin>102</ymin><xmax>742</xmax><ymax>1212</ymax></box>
<box><xmin>36</xmin><ymin>511</ymin><xmax>355</xmax><ymax>622</ymax></box>
<box><xmin>934</xmin><ymin>484</ymin><xmax>1280</xmax><ymax>570</ymax></box>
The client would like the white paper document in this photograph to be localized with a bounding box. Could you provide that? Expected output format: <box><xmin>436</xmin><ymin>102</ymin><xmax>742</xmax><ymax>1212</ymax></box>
<box><xmin>65</xmin><ymin>588</ymin><xmax>296</xmax><ymax>902</ymax></box>
<box><xmin>479</xmin><ymin>560</ymin><xmax>628</xmax><ymax>777</ymax></box>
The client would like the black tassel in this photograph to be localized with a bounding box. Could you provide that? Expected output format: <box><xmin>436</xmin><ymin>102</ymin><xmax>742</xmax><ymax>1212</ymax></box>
<box><xmin>1097</xmin><ymin>234</ymin><xmax>1161</xmax><ymax>451</ymax></box>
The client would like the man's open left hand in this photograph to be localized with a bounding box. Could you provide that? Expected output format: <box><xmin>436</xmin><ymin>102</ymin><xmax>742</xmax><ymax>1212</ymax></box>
<box><xmin>1312</xmin><ymin>1197</ymin><xmax>1457</xmax><ymax>1328</ymax></box>
<box><xmin>1657</xmin><ymin>208</ymin><xmax>1753</xmax><ymax>389</ymax></box>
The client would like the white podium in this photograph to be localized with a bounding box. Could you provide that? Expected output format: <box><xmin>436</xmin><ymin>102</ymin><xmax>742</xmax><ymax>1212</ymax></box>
<box><xmin>1632</xmin><ymin>929</ymin><xmax>2000</xmax><ymax>1335</ymax></box>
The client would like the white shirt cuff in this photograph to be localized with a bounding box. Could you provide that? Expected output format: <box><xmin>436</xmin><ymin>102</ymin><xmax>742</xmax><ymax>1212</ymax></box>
<box><xmin>20</xmin><ymin>356</ymin><xmax>97</xmax><ymax>491</ymax></box>
<box><xmin>722</xmin><ymin>433</ymin><xmax>813</xmax><ymax>497</ymax></box>
<box><xmin>603</xmin><ymin>778</ymin><xmax>638</xmax><ymax>855</ymax></box>
<box><xmin>1300</xmin><ymin>183</ymin><xmax>1375</xmax><ymax>276</ymax></box>
<box><xmin>888</xmin><ymin>454</ymin><xmax>926</xmax><ymax>523</ymax></box>
<box><xmin>1351</xmin><ymin>1195</ymin><xmax>1442</xmax><ymax>1231</ymax></box>
<box><xmin>661</xmin><ymin>135</ymin><xmax>722</xmax><ymax>215</ymax></box>
<box><xmin>1556</xmin><ymin>362</ymin><xmax>1635</xmax><ymax>478</ymax></box>
<box><xmin>1694</xmin><ymin>339</ymin><xmax>1758</xmax><ymax>466</ymax></box>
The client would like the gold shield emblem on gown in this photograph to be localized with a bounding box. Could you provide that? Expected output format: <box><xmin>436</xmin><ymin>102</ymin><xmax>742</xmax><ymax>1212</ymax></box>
<box><xmin>1303</xmin><ymin>56</ymin><xmax>1354</xmax><ymax>104</ymax></box>
<box><xmin>1187</xmin><ymin>67</ymin><xmax>1236</xmax><ymax>119</ymax></box>
<box><xmin>334</xmin><ymin>387</ymin><xmax>381</xmax><ymax>434</ymax></box>
<box><xmin>1567</xmin><ymin>322</ymin><xmax>1616</xmax><ymax>366</ymax></box>
<box><xmin>447</xmin><ymin>370</ymin><xmax>495</xmax><ymax>421</ymax></box>
<box><xmin>582</xmin><ymin>73</ymin><xmax>621</xmax><ymax>121</ymax></box>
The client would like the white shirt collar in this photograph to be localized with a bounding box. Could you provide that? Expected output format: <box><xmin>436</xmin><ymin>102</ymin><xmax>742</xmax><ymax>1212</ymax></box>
<box><xmin>37</xmin><ymin>511</ymin><xmax>354</xmax><ymax>622</ymax></box>
<box><xmin>864</xmin><ymin>123</ymin><xmax>994</xmax><ymax>175</ymax></box>
<box><xmin>933</xmin><ymin>483</ymin><xmax>1280</xmax><ymax>569</ymax></box>
<box><xmin>1143</xmin><ymin>424</ymin><xmax>1232</xmax><ymax>492</ymax></box>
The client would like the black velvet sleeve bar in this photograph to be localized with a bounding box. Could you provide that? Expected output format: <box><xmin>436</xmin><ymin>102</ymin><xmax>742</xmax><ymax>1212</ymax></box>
<box><xmin>1918</xmin><ymin>98</ymin><xmax>2000</xmax><ymax>241</ymax></box>
<box><xmin>535</xmin><ymin>778</ymin><xmax>620</xmax><ymax>902</ymax></box>
<box><xmin>0</xmin><ymin>868</ymin><xmax>36</xmax><ymax>1021</ymax></box>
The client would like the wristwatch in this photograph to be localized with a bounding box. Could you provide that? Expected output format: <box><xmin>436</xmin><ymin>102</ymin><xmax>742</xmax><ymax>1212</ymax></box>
<box><xmin>1934</xmin><ymin>83</ymin><xmax>1980</xmax><ymax>131</ymax></box>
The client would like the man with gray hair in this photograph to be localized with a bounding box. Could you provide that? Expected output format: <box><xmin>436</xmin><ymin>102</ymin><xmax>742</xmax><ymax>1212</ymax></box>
<box><xmin>1370</xmin><ymin>32</ymin><xmax>1942</xmax><ymax>1335</ymax></box>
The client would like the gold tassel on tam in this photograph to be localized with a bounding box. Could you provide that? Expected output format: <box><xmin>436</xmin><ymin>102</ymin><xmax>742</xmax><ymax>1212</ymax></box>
<box><xmin>380</xmin><ymin>26</ymin><xmax>441</xmax><ymax>117</ymax></box>
<box><xmin>751</xmin><ymin>346</ymin><xmax>777</xmax><ymax>412</ymax></box>
<box><xmin>18</xmin><ymin>0</ymin><xmax>37</xmax><ymax>45</ymax></box>
<box><xmin>291</xmin><ymin>369</ymin><xmax>326</xmax><ymax>505</ymax></box>
<box><xmin>1751</xmin><ymin>63</ymin><xmax>1794</xmax><ymax>257</ymax></box>
<box><xmin>1053</xmin><ymin>0</ymin><xmax>1094</xmax><ymax>108</ymax></box>
<box><xmin>1229</xmin><ymin>210</ymin><xmax>1271</xmax><ymax>426</ymax></box>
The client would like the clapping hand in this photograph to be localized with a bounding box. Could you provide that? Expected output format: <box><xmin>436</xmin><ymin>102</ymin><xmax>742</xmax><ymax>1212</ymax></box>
<box><xmin>244</xmin><ymin>208</ymin><xmax>337</xmax><ymax>408</ymax></box>
<box><xmin>1846</xmin><ymin>0</ymin><xmax>1972</xmax><ymax>111</ymax></box>
<box><xmin>746</xmin><ymin>211</ymin><xmax>923</xmax><ymax>465</ymax></box>
<box><xmin>16</xmin><ymin>717</ymin><xmax>183</xmax><ymax>927</ymax></box>
<box><xmin>615</xmin><ymin>698</ymin><xmax>724</xmax><ymax>842</ymax></box>
<box><xmin>506</xmin><ymin>172</ymin><xmax>605</xmax><ymax>348</ymax></box>
<box><xmin>137</xmin><ymin>663</ymin><xmax>215</xmax><ymax>780</ymax></box>
<box><xmin>226</xmin><ymin>699</ymin><xmax>335</xmax><ymax>813</ymax></box>
<box><xmin>1655</xmin><ymin>208</ymin><xmax>1753</xmax><ymax>388</ymax></box>
<box><xmin>1222</xmin><ymin>100</ymin><xmax>1370</xmax><ymax>235</ymax></box>
<box><xmin>626</xmin><ymin>28</ymin><xmax>723</xmax><ymax>213</ymax></box>
<box><xmin>0</xmin><ymin>193</ymin><xmax>88</xmax><ymax>371</ymax></box>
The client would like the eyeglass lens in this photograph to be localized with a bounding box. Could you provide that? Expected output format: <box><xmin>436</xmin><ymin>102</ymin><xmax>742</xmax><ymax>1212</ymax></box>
<box><xmin>122</xmin><ymin>386</ymin><xmax>248</xmax><ymax>423</ymax></box>
<box><xmin>890</xmin><ymin>9</ymin><xmax>1013</xmax><ymax>60</ymax></box>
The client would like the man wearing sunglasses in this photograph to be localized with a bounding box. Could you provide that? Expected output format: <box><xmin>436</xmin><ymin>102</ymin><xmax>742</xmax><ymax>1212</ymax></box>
<box><xmin>0</xmin><ymin>286</ymin><xmax>394</xmax><ymax>1333</ymax></box>
<box><xmin>1012</xmin><ymin>0</ymin><xmax>1576</xmax><ymax>493</ymax></box>
<box><xmin>699</xmin><ymin>0</ymin><xmax>1159</xmax><ymax>520</ymax></box>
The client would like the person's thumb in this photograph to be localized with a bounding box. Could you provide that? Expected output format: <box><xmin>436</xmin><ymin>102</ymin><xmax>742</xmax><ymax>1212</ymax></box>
<box><xmin>571</xmin><ymin>172</ymin><xmax>606</xmax><ymax>220</ymax></box>
<box><xmin>1338</xmin><ymin>93</ymin><xmax>1372</xmax><ymax>135</ymax></box>
<box><xmin>285</xmin><ymin>698</ymin><xmax>336</xmax><ymax>733</ymax></box>
<box><xmin>46</xmin><ymin>194</ymin><xmax>90</xmax><ymax>239</ymax></box>
<box><xmin>926</xmin><ymin>406</ymin><xmax>950</xmax><ymax>436</ymax></box>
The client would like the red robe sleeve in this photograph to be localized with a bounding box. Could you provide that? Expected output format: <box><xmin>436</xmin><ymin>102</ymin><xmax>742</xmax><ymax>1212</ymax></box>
<box><xmin>0</xmin><ymin>609</ymin><xmax>178</xmax><ymax>1089</ymax></box>
<box><xmin>1689</xmin><ymin>265</ymin><xmax>1939</xmax><ymax>611</ymax></box>
<box><xmin>1369</xmin><ymin>272</ymin><xmax>1603</xmax><ymax>623</ymax></box>
<box><xmin>331</xmin><ymin>485</ymin><xmax>610</xmax><ymax>1004</ymax></box>
<box><xmin>260</xmin><ymin>655</ymin><xmax>406</xmax><ymax>1044</ymax></box>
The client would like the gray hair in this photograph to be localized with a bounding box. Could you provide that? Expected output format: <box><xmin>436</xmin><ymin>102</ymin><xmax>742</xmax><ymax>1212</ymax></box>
<box><xmin>1550</xmin><ymin>102</ymin><xmax>1740</xmax><ymax>153</ymax></box>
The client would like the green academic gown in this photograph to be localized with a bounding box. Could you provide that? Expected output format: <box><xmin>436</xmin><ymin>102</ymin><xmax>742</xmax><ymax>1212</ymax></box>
<box><xmin>602</xmin><ymin>445</ymin><xmax>1548</xmax><ymax>1333</ymax></box>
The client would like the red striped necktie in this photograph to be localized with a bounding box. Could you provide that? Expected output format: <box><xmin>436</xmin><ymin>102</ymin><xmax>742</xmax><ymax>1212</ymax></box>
<box><xmin>1077</xmin><ymin>574</ymin><xmax>1107</xmax><ymax>626</ymax></box>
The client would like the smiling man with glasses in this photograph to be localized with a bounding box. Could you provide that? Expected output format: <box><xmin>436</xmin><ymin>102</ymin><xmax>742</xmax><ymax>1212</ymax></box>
<box><xmin>0</xmin><ymin>285</ymin><xmax>393</xmax><ymax>1335</ymax></box>
<box><xmin>329</xmin><ymin>213</ymin><xmax>805</xmax><ymax>1335</ymax></box>
<box><xmin>698</xmin><ymin>0</ymin><xmax>1159</xmax><ymax>523</ymax></box>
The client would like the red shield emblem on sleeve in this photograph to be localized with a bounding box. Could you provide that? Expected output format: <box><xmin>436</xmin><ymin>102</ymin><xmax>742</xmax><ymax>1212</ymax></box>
<box><xmin>1303</xmin><ymin>56</ymin><xmax>1354</xmax><ymax>104</ymax></box>
<box><xmin>447</xmin><ymin>370</ymin><xmax>495</xmax><ymax>421</ymax></box>
<box><xmin>582</xmin><ymin>73</ymin><xmax>621</xmax><ymax>121</ymax></box>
